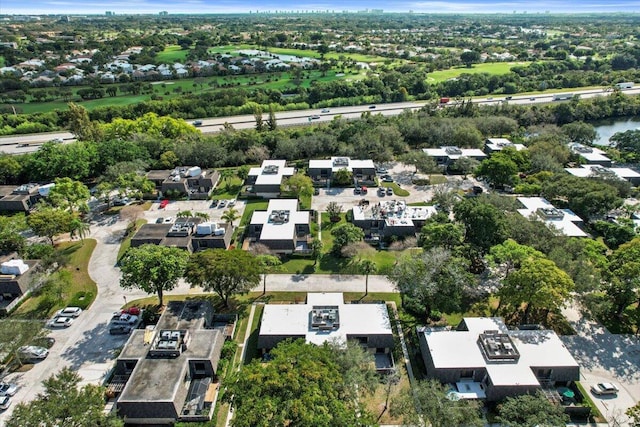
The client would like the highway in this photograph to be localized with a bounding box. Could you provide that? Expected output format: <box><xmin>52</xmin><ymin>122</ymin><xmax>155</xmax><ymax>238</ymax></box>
<box><xmin>1</xmin><ymin>86</ymin><xmax>638</xmax><ymax>155</ymax></box>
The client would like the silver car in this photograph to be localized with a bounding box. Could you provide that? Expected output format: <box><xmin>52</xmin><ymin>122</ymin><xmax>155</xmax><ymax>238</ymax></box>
<box><xmin>0</xmin><ymin>396</ymin><xmax>10</xmax><ymax>410</ymax></box>
<box><xmin>591</xmin><ymin>382</ymin><xmax>619</xmax><ymax>396</ymax></box>
<box><xmin>18</xmin><ymin>345</ymin><xmax>49</xmax><ymax>361</ymax></box>
<box><xmin>0</xmin><ymin>383</ymin><xmax>18</xmax><ymax>397</ymax></box>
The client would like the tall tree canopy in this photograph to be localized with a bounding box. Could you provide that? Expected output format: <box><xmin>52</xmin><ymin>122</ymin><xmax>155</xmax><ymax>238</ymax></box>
<box><xmin>496</xmin><ymin>391</ymin><xmax>569</xmax><ymax>427</ymax></box>
<box><xmin>454</xmin><ymin>198</ymin><xmax>508</xmax><ymax>251</ymax></box>
<box><xmin>184</xmin><ymin>249</ymin><xmax>261</xmax><ymax>306</ymax></box>
<box><xmin>119</xmin><ymin>244</ymin><xmax>188</xmax><ymax>306</ymax></box>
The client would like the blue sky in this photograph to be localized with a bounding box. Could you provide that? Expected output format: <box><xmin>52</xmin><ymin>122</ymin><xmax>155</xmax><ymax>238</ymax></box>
<box><xmin>2</xmin><ymin>0</ymin><xmax>639</xmax><ymax>14</ymax></box>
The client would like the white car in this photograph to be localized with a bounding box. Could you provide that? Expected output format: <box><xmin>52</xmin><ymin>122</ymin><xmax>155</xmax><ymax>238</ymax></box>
<box><xmin>163</xmin><ymin>217</ymin><xmax>174</xmax><ymax>224</ymax></box>
<box><xmin>0</xmin><ymin>383</ymin><xmax>18</xmax><ymax>397</ymax></box>
<box><xmin>56</xmin><ymin>307</ymin><xmax>82</xmax><ymax>318</ymax></box>
<box><xmin>591</xmin><ymin>382</ymin><xmax>619</xmax><ymax>396</ymax></box>
<box><xmin>48</xmin><ymin>316</ymin><xmax>74</xmax><ymax>328</ymax></box>
<box><xmin>0</xmin><ymin>396</ymin><xmax>10</xmax><ymax>410</ymax></box>
<box><xmin>111</xmin><ymin>312</ymin><xmax>139</xmax><ymax>325</ymax></box>
<box><xmin>18</xmin><ymin>346</ymin><xmax>49</xmax><ymax>361</ymax></box>
<box><xmin>228</xmin><ymin>199</ymin><xmax>236</xmax><ymax>207</ymax></box>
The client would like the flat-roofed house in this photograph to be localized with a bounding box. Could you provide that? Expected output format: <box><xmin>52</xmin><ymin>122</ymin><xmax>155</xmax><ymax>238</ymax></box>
<box><xmin>418</xmin><ymin>317</ymin><xmax>580</xmax><ymax>401</ymax></box>
<box><xmin>565</xmin><ymin>164</ymin><xmax>640</xmax><ymax>185</ymax></box>
<box><xmin>258</xmin><ymin>293</ymin><xmax>395</xmax><ymax>372</ymax></box>
<box><xmin>0</xmin><ymin>183</ymin><xmax>48</xmax><ymax>212</ymax></box>
<box><xmin>352</xmin><ymin>199</ymin><xmax>437</xmax><ymax>241</ymax></box>
<box><xmin>247</xmin><ymin>199</ymin><xmax>310</xmax><ymax>254</ymax></box>
<box><xmin>484</xmin><ymin>138</ymin><xmax>527</xmax><ymax>155</ymax></box>
<box><xmin>423</xmin><ymin>146</ymin><xmax>487</xmax><ymax>167</ymax></box>
<box><xmin>516</xmin><ymin>197</ymin><xmax>587</xmax><ymax>237</ymax></box>
<box><xmin>246</xmin><ymin>160</ymin><xmax>295</xmax><ymax>197</ymax></box>
<box><xmin>130</xmin><ymin>218</ymin><xmax>232</xmax><ymax>252</ymax></box>
<box><xmin>146</xmin><ymin>167</ymin><xmax>219</xmax><ymax>200</ymax></box>
<box><xmin>115</xmin><ymin>300</ymin><xmax>225</xmax><ymax>425</ymax></box>
<box><xmin>568</xmin><ymin>143</ymin><xmax>612</xmax><ymax>167</ymax></box>
<box><xmin>0</xmin><ymin>256</ymin><xmax>41</xmax><ymax>314</ymax></box>
<box><xmin>308</xmin><ymin>157</ymin><xmax>376</xmax><ymax>186</ymax></box>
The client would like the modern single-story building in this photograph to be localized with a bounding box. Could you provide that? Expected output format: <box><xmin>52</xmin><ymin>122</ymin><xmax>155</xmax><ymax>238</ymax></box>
<box><xmin>246</xmin><ymin>160</ymin><xmax>295</xmax><ymax>197</ymax></box>
<box><xmin>0</xmin><ymin>257</ymin><xmax>41</xmax><ymax>314</ymax></box>
<box><xmin>418</xmin><ymin>317</ymin><xmax>580</xmax><ymax>402</ymax></box>
<box><xmin>247</xmin><ymin>199</ymin><xmax>311</xmax><ymax>254</ymax></box>
<box><xmin>130</xmin><ymin>218</ymin><xmax>232</xmax><ymax>252</ymax></box>
<box><xmin>484</xmin><ymin>138</ymin><xmax>527</xmax><ymax>155</ymax></box>
<box><xmin>423</xmin><ymin>146</ymin><xmax>487</xmax><ymax>166</ymax></box>
<box><xmin>114</xmin><ymin>300</ymin><xmax>226</xmax><ymax>425</ymax></box>
<box><xmin>565</xmin><ymin>164</ymin><xmax>640</xmax><ymax>185</ymax></box>
<box><xmin>516</xmin><ymin>197</ymin><xmax>588</xmax><ymax>237</ymax></box>
<box><xmin>568</xmin><ymin>143</ymin><xmax>612</xmax><ymax>167</ymax></box>
<box><xmin>352</xmin><ymin>199</ymin><xmax>437</xmax><ymax>241</ymax></box>
<box><xmin>308</xmin><ymin>157</ymin><xmax>376</xmax><ymax>186</ymax></box>
<box><xmin>146</xmin><ymin>167</ymin><xmax>219</xmax><ymax>200</ymax></box>
<box><xmin>0</xmin><ymin>183</ymin><xmax>53</xmax><ymax>212</ymax></box>
<box><xmin>258</xmin><ymin>293</ymin><xmax>394</xmax><ymax>371</ymax></box>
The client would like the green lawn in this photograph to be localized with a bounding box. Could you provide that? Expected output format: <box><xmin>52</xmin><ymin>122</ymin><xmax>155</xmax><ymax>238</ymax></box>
<box><xmin>212</xmin><ymin>176</ymin><xmax>243</xmax><ymax>199</ymax></box>
<box><xmin>239</xmin><ymin>199</ymin><xmax>269</xmax><ymax>227</ymax></box>
<box><xmin>15</xmin><ymin>239</ymin><xmax>98</xmax><ymax>318</ymax></box>
<box><xmin>427</xmin><ymin>61</ymin><xmax>531</xmax><ymax>83</ymax></box>
<box><xmin>155</xmin><ymin>45</ymin><xmax>189</xmax><ymax>63</ymax></box>
<box><xmin>382</xmin><ymin>182</ymin><xmax>410</xmax><ymax>197</ymax></box>
<box><xmin>117</xmin><ymin>219</ymin><xmax>147</xmax><ymax>262</ymax></box>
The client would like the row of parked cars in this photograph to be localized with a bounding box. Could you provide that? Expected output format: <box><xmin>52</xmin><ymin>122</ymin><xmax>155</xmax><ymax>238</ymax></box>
<box><xmin>109</xmin><ymin>307</ymin><xmax>142</xmax><ymax>335</ymax></box>
<box><xmin>46</xmin><ymin>306</ymin><xmax>83</xmax><ymax>329</ymax></box>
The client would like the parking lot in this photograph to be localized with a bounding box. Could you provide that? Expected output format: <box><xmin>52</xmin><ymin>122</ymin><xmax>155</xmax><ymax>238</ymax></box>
<box><xmin>146</xmin><ymin>198</ymin><xmax>247</xmax><ymax>225</ymax></box>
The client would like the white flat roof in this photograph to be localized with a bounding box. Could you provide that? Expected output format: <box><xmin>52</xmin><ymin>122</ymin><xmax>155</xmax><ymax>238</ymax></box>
<box><xmin>423</xmin><ymin>147</ymin><xmax>487</xmax><ymax>160</ymax></box>
<box><xmin>569</xmin><ymin>143</ymin><xmax>611</xmax><ymax>163</ymax></box>
<box><xmin>248</xmin><ymin>160</ymin><xmax>295</xmax><ymax>186</ymax></box>
<box><xmin>565</xmin><ymin>165</ymin><xmax>640</xmax><ymax>181</ymax></box>
<box><xmin>259</xmin><ymin>293</ymin><xmax>392</xmax><ymax>347</ymax></box>
<box><xmin>517</xmin><ymin>197</ymin><xmax>587</xmax><ymax>237</ymax></box>
<box><xmin>485</xmin><ymin>138</ymin><xmax>526</xmax><ymax>152</ymax></box>
<box><xmin>250</xmin><ymin>199</ymin><xmax>309</xmax><ymax>241</ymax></box>
<box><xmin>308</xmin><ymin>157</ymin><xmax>375</xmax><ymax>172</ymax></box>
<box><xmin>421</xmin><ymin>318</ymin><xmax>579</xmax><ymax>387</ymax></box>
<box><xmin>352</xmin><ymin>200</ymin><xmax>437</xmax><ymax>224</ymax></box>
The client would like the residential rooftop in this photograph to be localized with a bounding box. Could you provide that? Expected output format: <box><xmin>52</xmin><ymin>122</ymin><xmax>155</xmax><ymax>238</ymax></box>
<box><xmin>352</xmin><ymin>200</ymin><xmax>437</xmax><ymax>228</ymax></box>
<box><xmin>308</xmin><ymin>157</ymin><xmax>375</xmax><ymax>171</ymax></box>
<box><xmin>568</xmin><ymin>143</ymin><xmax>611</xmax><ymax>164</ymax></box>
<box><xmin>485</xmin><ymin>138</ymin><xmax>527</xmax><ymax>153</ymax></box>
<box><xmin>249</xmin><ymin>199</ymin><xmax>309</xmax><ymax>241</ymax></box>
<box><xmin>423</xmin><ymin>146</ymin><xmax>487</xmax><ymax>161</ymax></box>
<box><xmin>248</xmin><ymin>160</ymin><xmax>295</xmax><ymax>186</ymax></box>
<box><xmin>565</xmin><ymin>164</ymin><xmax>640</xmax><ymax>182</ymax></box>
<box><xmin>517</xmin><ymin>197</ymin><xmax>587</xmax><ymax>237</ymax></box>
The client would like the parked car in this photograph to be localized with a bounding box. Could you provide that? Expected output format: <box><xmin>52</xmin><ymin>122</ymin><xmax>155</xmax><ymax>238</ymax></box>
<box><xmin>386</xmin><ymin>187</ymin><xmax>393</xmax><ymax>195</ymax></box>
<box><xmin>55</xmin><ymin>307</ymin><xmax>82</xmax><ymax>318</ymax></box>
<box><xmin>228</xmin><ymin>199</ymin><xmax>236</xmax><ymax>207</ymax></box>
<box><xmin>313</xmin><ymin>188</ymin><xmax>320</xmax><ymax>196</ymax></box>
<box><xmin>376</xmin><ymin>167</ymin><xmax>388</xmax><ymax>174</ymax></box>
<box><xmin>321</xmin><ymin>108</ymin><xmax>330</xmax><ymax>113</ymax></box>
<box><xmin>18</xmin><ymin>345</ymin><xmax>49</xmax><ymax>361</ymax></box>
<box><xmin>0</xmin><ymin>396</ymin><xmax>10</xmax><ymax>410</ymax></box>
<box><xmin>381</xmin><ymin>175</ymin><xmax>394</xmax><ymax>182</ymax></box>
<box><xmin>163</xmin><ymin>217</ymin><xmax>174</xmax><ymax>224</ymax></box>
<box><xmin>354</xmin><ymin>187</ymin><xmax>362</xmax><ymax>195</ymax></box>
<box><xmin>47</xmin><ymin>317</ymin><xmax>74</xmax><ymax>328</ymax></box>
<box><xmin>192</xmin><ymin>120</ymin><xmax>203</xmax><ymax>126</ymax></box>
<box><xmin>378</xmin><ymin>187</ymin><xmax>386</xmax><ymax>196</ymax></box>
<box><xmin>111</xmin><ymin>313</ymin><xmax>139</xmax><ymax>325</ymax></box>
<box><xmin>113</xmin><ymin>197</ymin><xmax>130</xmax><ymax>206</ymax></box>
<box><xmin>109</xmin><ymin>325</ymin><xmax>133</xmax><ymax>335</ymax></box>
<box><xmin>591</xmin><ymin>383</ymin><xmax>619</xmax><ymax>396</ymax></box>
<box><xmin>124</xmin><ymin>306</ymin><xmax>141</xmax><ymax>316</ymax></box>
<box><xmin>156</xmin><ymin>217</ymin><xmax>164</xmax><ymax>224</ymax></box>
<box><xmin>210</xmin><ymin>199</ymin><xmax>219</xmax><ymax>208</ymax></box>
<box><xmin>218</xmin><ymin>200</ymin><xmax>227</xmax><ymax>208</ymax></box>
<box><xmin>0</xmin><ymin>383</ymin><xmax>18</xmax><ymax>397</ymax></box>
<box><xmin>159</xmin><ymin>199</ymin><xmax>169</xmax><ymax>209</ymax></box>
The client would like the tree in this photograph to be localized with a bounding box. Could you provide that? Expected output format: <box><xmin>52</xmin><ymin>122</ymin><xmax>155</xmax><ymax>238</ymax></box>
<box><xmin>460</xmin><ymin>50</ymin><xmax>481</xmax><ymax>67</ymax></box>
<box><xmin>626</xmin><ymin>401</ymin><xmax>640</xmax><ymax>426</ymax></box>
<box><xmin>69</xmin><ymin>218</ymin><xmax>91</xmax><ymax>243</ymax></box>
<box><xmin>266</xmin><ymin>104</ymin><xmax>277</xmax><ymax>131</ymax></box>
<box><xmin>309</xmin><ymin>239</ymin><xmax>323</xmax><ymax>266</ymax></box>
<box><xmin>499</xmin><ymin>256</ymin><xmax>574</xmax><ymax>323</ymax></box>
<box><xmin>391</xmin><ymin>379</ymin><xmax>483</xmax><ymax>427</ymax></box>
<box><xmin>6</xmin><ymin>367</ymin><xmax>122</xmax><ymax>427</ymax></box>
<box><xmin>219</xmin><ymin>168</ymin><xmax>236</xmax><ymax>191</ymax></box>
<box><xmin>119</xmin><ymin>244</ymin><xmax>188</xmax><ymax>306</ymax></box>
<box><xmin>496</xmin><ymin>391</ymin><xmax>569</xmax><ymax>427</ymax></box>
<box><xmin>0</xmin><ymin>154</ymin><xmax>21</xmax><ymax>184</ymax></box>
<box><xmin>0</xmin><ymin>319</ymin><xmax>46</xmax><ymax>368</ymax></box>
<box><xmin>224</xmin><ymin>339</ymin><xmax>374</xmax><ymax>427</ymax></box>
<box><xmin>185</xmin><ymin>249</ymin><xmax>261</xmax><ymax>307</ymax></box>
<box><xmin>355</xmin><ymin>258</ymin><xmax>377</xmax><ymax>295</ymax></box>
<box><xmin>48</xmin><ymin>177</ymin><xmax>90</xmax><ymax>212</ymax></box>
<box><xmin>419</xmin><ymin>222</ymin><xmax>464</xmax><ymax>250</ymax></box>
<box><xmin>221</xmin><ymin>207</ymin><xmax>240</xmax><ymax>227</ymax></box>
<box><xmin>606</xmin><ymin>237</ymin><xmax>640</xmax><ymax>317</ymax></box>
<box><xmin>388</xmin><ymin>248</ymin><xmax>471</xmax><ymax>320</ymax></box>
<box><xmin>399</xmin><ymin>151</ymin><xmax>439</xmax><ymax>175</ymax></box>
<box><xmin>257</xmin><ymin>254</ymin><xmax>282</xmax><ymax>294</ymax></box>
<box><xmin>26</xmin><ymin>207</ymin><xmax>74</xmax><ymax>245</ymax></box>
<box><xmin>454</xmin><ymin>199</ymin><xmax>509</xmax><ymax>251</ymax></box>
<box><xmin>332</xmin><ymin>167</ymin><xmax>353</xmax><ymax>186</ymax></box>
<box><xmin>331</xmin><ymin>223</ymin><xmax>364</xmax><ymax>256</ymax></box>
<box><xmin>450</xmin><ymin>156</ymin><xmax>480</xmax><ymax>178</ymax></box>
<box><xmin>475</xmin><ymin>153</ymin><xmax>518</xmax><ymax>188</ymax></box>
<box><xmin>487</xmin><ymin>239</ymin><xmax>545</xmax><ymax>279</ymax></box>
<box><xmin>254</xmin><ymin>106</ymin><xmax>264</xmax><ymax>132</ymax></box>
<box><xmin>0</xmin><ymin>214</ymin><xmax>27</xmax><ymax>254</ymax></box>
<box><xmin>561</xmin><ymin>121</ymin><xmax>597</xmax><ymax>145</ymax></box>
<box><xmin>329</xmin><ymin>339</ymin><xmax>378</xmax><ymax>401</ymax></box>
<box><xmin>66</xmin><ymin>102</ymin><xmax>103</xmax><ymax>141</ymax></box>
<box><xmin>326</xmin><ymin>201</ymin><xmax>344</xmax><ymax>222</ymax></box>
<box><xmin>281</xmin><ymin>173</ymin><xmax>313</xmax><ymax>199</ymax></box>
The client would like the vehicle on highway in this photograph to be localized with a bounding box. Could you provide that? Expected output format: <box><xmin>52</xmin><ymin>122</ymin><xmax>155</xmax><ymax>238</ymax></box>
<box><xmin>486</xmin><ymin>97</ymin><xmax>493</xmax><ymax>100</ymax></box>
<box><xmin>530</xmin><ymin>97</ymin><xmax>536</xmax><ymax>101</ymax></box>
<box><xmin>192</xmin><ymin>120</ymin><xmax>203</xmax><ymax>126</ymax></box>
<box><xmin>0</xmin><ymin>383</ymin><xmax>18</xmax><ymax>397</ymax></box>
<box><xmin>308</xmin><ymin>115</ymin><xmax>320</xmax><ymax>120</ymax></box>
<box><xmin>109</xmin><ymin>325</ymin><xmax>133</xmax><ymax>335</ymax></box>
<box><xmin>369</xmin><ymin>105</ymin><xmax>376</xmax><ymax>109</ymax></box>
<box><xmin>18</xmin><ymin>345</ymin><xmax>49</xmax><ymax>361</ymax></box>
<box><xmin>0</xmin><ymin>396</ymin><xmax>10</xmax><ymax>410</ymax></box>
<box><xmin>47</xmin><ymin>316</ymin><xmax>74</xmax><ymax>328</ymax></box>
<box><xmin>505</xmin><ymin>96</ymin><xmax>513</xmax><ymax>100</ymax></box>
<box><xmin>590</xmin><ymin>382</ymin><xmax>619</xmax><ymax>396</ymax></box>
<box><xmin>50</xmin><ymin>138</ymin><xmax>64</xmax><ymax>144</ymax></box>
<box><xmin>55</xmin><ymin>306</ymin><xmax>82</xmax><ymax>318</ymax></box>
<box><xmin>17</xmin><ymin>143</ymin><xmax>30</xmax><ymax>148</ymax></box>
<box><xmin>321</xmin><ymin>108</ymin><xmax>330</xmax><ymax>113</ymax></box>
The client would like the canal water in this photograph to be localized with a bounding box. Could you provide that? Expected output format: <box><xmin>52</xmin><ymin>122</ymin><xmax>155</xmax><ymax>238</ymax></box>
<box><xmin>592</xmin><ymin>117</ymin><xmax>640</xmax><ymax>146</ymax></box>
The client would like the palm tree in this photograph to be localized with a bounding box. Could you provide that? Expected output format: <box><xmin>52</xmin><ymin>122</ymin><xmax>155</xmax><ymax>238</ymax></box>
<box><xmin>356</xmin><ymin>258</ymin><xmax>377</xmax><ymax>296</ymax></box>
<box><xmin>221</xmin><ymin>207</ymin><xmax>240</xmax><ymax>227</ymax></box>
<box><xmin>219</xmin><ymin>169</ymin><xmax>236</xmax><ymax>191</ymax></box>
<box><xmin>257</xmin><ymin>254</ymin><xmax>282</xmax><ymax>294</ymax></box>
<box><xmin>177</xmin><ymin>210</ymin><xmax>193</xmax><ymax>218</ymax></box>
<box><xmin>310</xmin><ymin>239</ymin><xmax>323</xmax><ymax>266</ymax></box>
<box><xmin>194</xmin><ymin>212</ymin><xmax>210</xmax><ymax>221</ymax></box>
<box><xmin>69</xmin><ymin>218</ymin><xmax>91</xmax><ymax>243</ymax></box>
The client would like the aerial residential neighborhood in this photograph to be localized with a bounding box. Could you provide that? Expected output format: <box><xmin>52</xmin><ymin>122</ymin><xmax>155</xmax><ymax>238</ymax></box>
<box><xmin>0</xmin><ymin>5</ymin><xmax>640</xmax><ymax>427</ymax></box>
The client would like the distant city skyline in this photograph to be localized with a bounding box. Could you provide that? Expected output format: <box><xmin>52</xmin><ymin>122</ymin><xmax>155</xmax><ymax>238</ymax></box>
<box><xmin>2</xmin><ymin>0</ymin><xmax>639</xmax><ymax>15</ymax></box>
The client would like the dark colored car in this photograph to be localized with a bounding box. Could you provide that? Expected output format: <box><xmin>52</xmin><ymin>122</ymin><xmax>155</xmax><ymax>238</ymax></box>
<box><xmin>109</xmin><ymin>325</ymin><xmax>132</xmax><ymax>335</ymax></box>
<box><xmin>369</xmin><ymin>105</ymin><xmax>376</xmax><ymax>109</ymax></box>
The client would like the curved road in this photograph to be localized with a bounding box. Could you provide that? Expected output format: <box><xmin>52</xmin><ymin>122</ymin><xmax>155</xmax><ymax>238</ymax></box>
<box><xmin>1</xmin><ymin>86</ymin><xmax>638</xmax><ymax>155</ymax></box>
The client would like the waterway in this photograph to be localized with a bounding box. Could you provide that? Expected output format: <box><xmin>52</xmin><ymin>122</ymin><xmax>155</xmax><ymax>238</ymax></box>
<box><xmin>592</xmin><ymin>117</ymin><xmax>640</xmax><ymax>146</ymax></box>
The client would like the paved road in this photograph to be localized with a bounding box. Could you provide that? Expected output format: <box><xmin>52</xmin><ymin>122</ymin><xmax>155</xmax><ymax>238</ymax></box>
<box><xmin>561</xmin><ymin>300</ymin><xmax>640</xmax><ymax>426</ymax></box>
